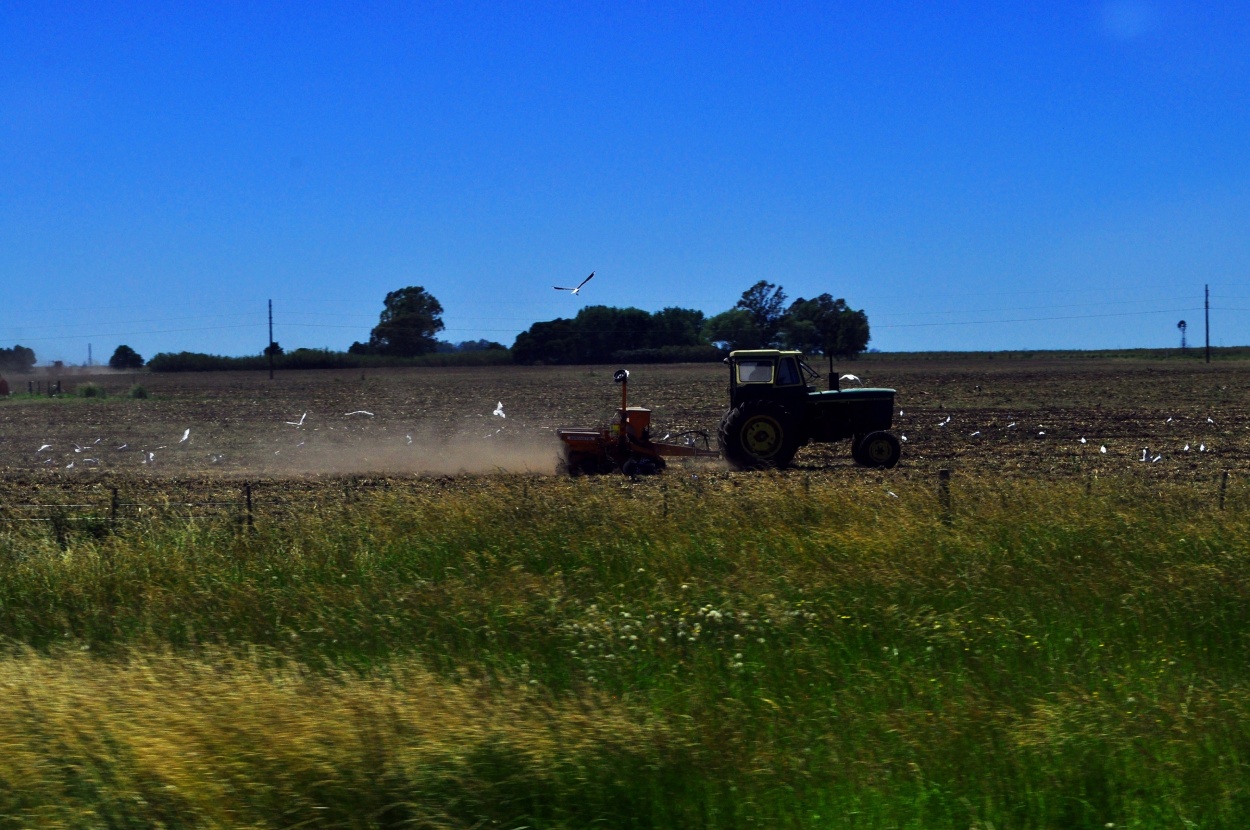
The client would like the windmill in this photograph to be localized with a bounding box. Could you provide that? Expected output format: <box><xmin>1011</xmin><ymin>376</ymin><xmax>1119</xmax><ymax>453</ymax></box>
<box><xmin>1178</xmin><ymin>320</ymin><xmax>1188</xmax><ymax>351</ymax></box>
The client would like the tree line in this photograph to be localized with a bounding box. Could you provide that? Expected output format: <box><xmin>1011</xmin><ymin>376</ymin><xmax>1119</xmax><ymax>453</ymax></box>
<box><xmin>3</xmin><ymin>281</ymin><xmax>870</xmax><ymax>373</ymax></box>
<box><xmin>512</xmin><ymin>281</ymin><xmax>869</xmax><ymax>365</ymax></box>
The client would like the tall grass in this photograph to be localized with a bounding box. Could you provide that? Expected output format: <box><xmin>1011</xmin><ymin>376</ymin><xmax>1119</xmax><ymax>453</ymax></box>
<box><xmin>1</xmin><ymin>472</ymin><xmax>1249</xmax><ymax>827</ymax></box>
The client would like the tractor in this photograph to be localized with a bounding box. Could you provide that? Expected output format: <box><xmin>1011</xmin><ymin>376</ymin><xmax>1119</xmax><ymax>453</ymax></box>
<box><xmin>556</xmin><ymin>370</ymin><xmax>719</xmax><ymax>476</ymax></box>
<box><xmin>717</xmin><ymin>350</ymin><xmax>900</xmax><ymax>470</ymax></box>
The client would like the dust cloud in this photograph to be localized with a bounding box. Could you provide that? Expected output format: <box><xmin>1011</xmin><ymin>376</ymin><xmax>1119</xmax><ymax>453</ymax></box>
<box><xmin>252</xmin><ymin>420</ymin><xmax>562</xmax><ymax>477</ymax></box>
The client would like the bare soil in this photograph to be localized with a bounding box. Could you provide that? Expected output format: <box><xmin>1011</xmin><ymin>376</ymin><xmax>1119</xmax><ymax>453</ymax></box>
<box><xmin>2</xmin><ymin>357</ymin><xmax>1248</xmax><ymax>505</ymax></box>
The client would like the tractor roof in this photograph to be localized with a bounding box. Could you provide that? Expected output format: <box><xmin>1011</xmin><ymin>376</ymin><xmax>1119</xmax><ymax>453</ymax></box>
<box><xmin>727</xmin><ymin>350</ymin><xmax>803</xmax><ymax>360</ymax></box>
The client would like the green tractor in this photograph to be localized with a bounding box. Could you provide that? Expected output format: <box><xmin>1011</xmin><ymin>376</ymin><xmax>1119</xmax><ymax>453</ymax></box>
<box><xmin>717</xmin><ymin>350</ymin><xmax>901</xmax><ymax>470</ymax></box>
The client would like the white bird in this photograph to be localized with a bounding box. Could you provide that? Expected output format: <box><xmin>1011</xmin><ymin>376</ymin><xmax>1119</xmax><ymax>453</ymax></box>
<box><xmin>1079</xmin><ymin>437</ymin><xmax>1087</xmax><ymax>444</ymax></box>
<box><xmin>1208</xmin><ymin>417</ymin><xmax>1215</xmax><ymax>424</ymax></box>
<box><xmin>115</xmin><ymin>443</ymin><xmax>128</xmax><ymax>451</ymax></box>
<box><xmin>65</xmin><ymin>461</ymin><xmax>74</xmax><ymax>469</ymax></box>
<box><xmin>406</xmin><ymin>434</ymin><xmax>413</xmax><ymax>445</ymax></box>
<box><xmin>286</xmin><ymin>412</ymin><xmax>307</xmax><ymax>427</ymax></box>
<box><xmin>1152</xmin><ymin>455</ymin><xmax>1162</xmax><ymax>463</ymax></box>
<box><xmin>970</xmin><ymin>431</ymin><xmax>981</xmax><ymax>437</ymax></box>
<box><xmin>1141</xmin><ymin>448</ymin><xmax>1149</xmax><ymax>462</ymax></box>
<box><xmin>1100</xmin><ymin>445</ymin><xmax>1107</xmax><ymax>454</ymax></box>
<box><xmin>900</xmin><ymin>435</ymin><xmax>908</xmax><ymax>442</ymax></box>
<box><xmin>493</xmin><ymin>401</ymin><xmax>506</xmax><ymax>418</ymax></box>
<box><xmin>554</xmin><ymin>271</ymin><xmax>595</xmax><ymax>295</ymax></box>
<box><xmin>1038</xmin><ymin>431</ymin><xmax>1046</xmax><ymax>437</ymax></box>
<box><xmin>72</xmin><ymin>443</ymin><xmax>84</xmax><ymax>453</ymax></box>
<box><xmin>37</xmin><ymin>444</ymin><xmax>52</xmax><ymax>452</ymax></box>
<box><xmin>839</xmin><ymin>374</ymin><xmax>861</xmax><ymax>384</ymax></box>
<box><xmin>899</xmin><ymin>409</ymin><xmax>904</xmax><ymax>417</ymax></box>
<box><xmin>886</xmin><ymin>491</ymin><xmax>898</xmax><ymax>498</ymax></box>
<box><xmin>344</xmin><ymin>410</ymin><xmax>375</xmax><ymax>417</ymax></box>
<box><xmin>1166</xmin><ymin>417</ymin><xmax>1174</xmax><ymax>424</ymax></box>
<box><xmin>179</xmin><ymin>428</ymin><xmax>190</xmax><ymax>443</ymax></box>
<box><xmin>1007</xmin><ymin>422</ymin><xmax>1016</xmax><ymax>428</ymax></box>
<box><xmin>1200</xmin><ymin>443</ymin><xmax>1207</xmax><ymax>452</ymax></box>
<box><xmin>1184</xmin><ymin>444</ymin><xmax>1191</xmax><ymax>452</ymax></box>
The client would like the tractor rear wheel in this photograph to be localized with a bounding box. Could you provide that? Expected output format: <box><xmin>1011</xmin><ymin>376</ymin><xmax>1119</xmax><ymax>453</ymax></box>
<box><xmin>858</xmin><ymin>431</ymin><xmax>901</xmax><ymax>469</ymax></box>
<box><xmin>719</xmin><ymin>400</ymin><xmax>800</xmax><ymax>470</ymax></box>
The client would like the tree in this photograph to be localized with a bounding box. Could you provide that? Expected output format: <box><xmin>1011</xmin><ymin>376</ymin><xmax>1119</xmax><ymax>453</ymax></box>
<box><xmin>354</xmin><ymin>287</ymin><xmax>445</xmax><ymax>357</ymax></box>
<box><xmin>782</xmin><ymin>294</ymin><xmax>871</xmax><ymax>371</ymax></box>
<box><xmin>702</xmin><ymin>309</ymin><xmax>763</xmax><ymax>351</ymax></box>
<box><xmin>264</xmin><ymin>341</ymin><xmax>284</xmax><ymax>357</ymax></box>
<box><xmin>108</xmin><ymin>345</ymin><xmax>145</xmax><ymax>370</ymax></box>
<box><xmin>0</xmin><ymin>345</ymin><xmax>36</xmax><ymax>373</ymax></box>
<box><xmin>735</xmin><ymin>281</ymin><xmax>788</xmax><ymax>347</ymax></box>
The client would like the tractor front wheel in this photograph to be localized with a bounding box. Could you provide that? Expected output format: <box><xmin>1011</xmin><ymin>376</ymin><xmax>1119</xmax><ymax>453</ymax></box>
<box><xmin>719</xmin><ymin>400</ymin><xmax>800</xmax><ymax>470</ymax></box>
<box><xmin>858</xmin><ymin>431</ymin><xmax>901</xmax><ymax>469</ymax></box>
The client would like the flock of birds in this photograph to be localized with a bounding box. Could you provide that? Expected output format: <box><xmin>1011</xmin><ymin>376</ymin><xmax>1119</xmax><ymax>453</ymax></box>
<box><xmin>31</xmin><ymin>400</ymin><xmax>516</xmax><ymax>471</ymax></box>
<box><xmin>921</xmin><ymin>409</ymin><xmax>1216</xmax><ymax>463</ymax></box>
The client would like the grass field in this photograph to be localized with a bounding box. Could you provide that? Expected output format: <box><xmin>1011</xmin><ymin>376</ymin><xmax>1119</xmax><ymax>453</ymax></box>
<box><xmin>2</xmin><ymin>356</ymin><xmax>1250</xmax><ymax>828</ymax></box>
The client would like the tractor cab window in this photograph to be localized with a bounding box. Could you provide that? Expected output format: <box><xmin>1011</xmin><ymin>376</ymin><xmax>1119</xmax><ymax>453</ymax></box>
<box><xmin>736</xmin><ymin>360</ymin><xmax>774</xmax><ymax>384</ymax></box>
<box><xmin>777</xmin><ymin>357</ymin><xmax>801</xmax><ymax>386</ymax></box>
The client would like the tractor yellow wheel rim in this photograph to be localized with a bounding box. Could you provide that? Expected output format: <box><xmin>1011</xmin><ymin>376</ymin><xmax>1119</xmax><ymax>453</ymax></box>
<box><xmin>866</xmin><ymin>438</ymin><xmax>892</xmax><ymax>463</ymax></box>
<box><xmin>742</xmin><ymin>416</ymin><xmax>784</xmax><ymax>457</ymax></box>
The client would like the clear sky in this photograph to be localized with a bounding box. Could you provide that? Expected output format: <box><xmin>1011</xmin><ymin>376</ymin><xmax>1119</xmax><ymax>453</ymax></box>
<box><xmin>3</xmin><ymin>2</ymin><xmax>1248</xmax><ymax>364</ymax></box>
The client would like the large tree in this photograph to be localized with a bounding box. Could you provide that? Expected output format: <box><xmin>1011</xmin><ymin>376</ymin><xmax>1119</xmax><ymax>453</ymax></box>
<box><xmin>0</xmin><ymin>345</ymin><xmax>36</xmax><ymax>373</ymax></box>
<box><xmin>352</xmin><ymin>287</ymin><xmax>445</xmax><ymax>357</ymax></box>
<box><xmin>108</xmin><ymin>345</ymin><xmax>145</xmax><ymax>370</ymax></box>
<box><xmin>735</xmin><ymin>281</ymin><xmax>788</xmax><ymax>348</ymax></box>
<box><xmin>783</xmin><ymin>294</ymin><xmax>871</xmax><ymax>370</ymax></box>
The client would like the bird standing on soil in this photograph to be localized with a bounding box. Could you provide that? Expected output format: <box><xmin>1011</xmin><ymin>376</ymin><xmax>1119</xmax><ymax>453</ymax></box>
<box><xmin>554</xmin><ymin>271</ymin><xmax>594</xmax><ymax>295</ymax></box>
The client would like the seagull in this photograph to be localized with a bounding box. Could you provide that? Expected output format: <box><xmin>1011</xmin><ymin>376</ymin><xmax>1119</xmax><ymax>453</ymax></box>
<box><xmin>344</xmin><ymin>410</ymin><xmax>375</xmax><ymax>417</ymax></box>
<box><xmin>1079</xmin><ymin>437</ymin><xmax>1087</xmax><ymax>444</ymax></box>
<box><xmin>1184</xmin><ymin>444</ymin><xmax>1191</xmax><ymax>452</ymax></box>
<box><xmin>900</xmin><ymin>435</ymin><xmax>908</xmax><ymax>442</ymax></box>
<box><xmin>1152</xmin><ymin>455</ymin><xmax>1162</xmax><ymax>463</ymax></box>
<box><xmin>406</xmin><ymin>434</ymin><xmax>413</xmax><ymax>445</ymax></box>
<box><xmin>1100</xmin><ymin>445</ymin><xmax>1107</xmax><ymax>454</ymax></box>
<box><xmin>839</xmin><ymin>374</ymin><xmax>861</xmax><ymax>384</ymax></box>
<box><xmin>554</xmin><ymin>271</ymin><xmax>594</xmax><ymax>295</ymax></box>
<box><xmin>970</xmin><ymin>431</ymin><xmax>981</xmax><ymax>437</ymax></box>
<box><xmin>1200</xmin><ymin>443</ymin><xmax>1206</xmax><ymax>452</ymax></box>
<box><xmin>1141</xmin><ymin>448</ymin><xmax>1149</xmax><ymax>462</ymax></box>
<box><xmin>37</xmin><ymin>444</ymin><xmax>52</xmax><ymax>453</ymax></box>
<box><xmin>1007</xmin><ymin>422</ymin><xmax>1016</xmax><ymax>429</ymax></box>
<box><xmin>286</xmin><ymin>412</ymin><xmax>307</xmax><ymax>427</ymax></box>
<box><xmin>493</xmin><ymin>401</ymin><xmax>506</xmax><ymax>418</ymax></box>
<box><xmin>1208</xmin><ymin>417</ymin><xmax>1215</xmax><ymax>424</ymax></box>
<box><xmin>179</xmin><ymin>428</ymin><xmax>190</xmax><ymax>443</ymax></box>
<box><xmin>115</xmin><ymin>443</ymin><xmax>128</xmax><ymax>451</ymax></box>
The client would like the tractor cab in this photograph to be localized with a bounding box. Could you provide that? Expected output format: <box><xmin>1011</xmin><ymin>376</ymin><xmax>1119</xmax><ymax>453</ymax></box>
<box><xmin>726</xmin><ymin>350</ymin><xmax>821</xmax><ymax>407</ymax></box>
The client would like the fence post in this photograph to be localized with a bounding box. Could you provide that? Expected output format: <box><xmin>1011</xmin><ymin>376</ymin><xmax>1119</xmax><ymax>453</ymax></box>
<box><xmin>244</xmin><ymin>482</ymin><xmax>254</xmax><ymax>531</ymax></box>
<box><xmin>938</xmin><ymin>469</ymin><xmax>953</xmax><ymax>526</ymax></box>
<box><xmin>1220</xmin><ymin>470</ymin><xmax>1230</xmax><ymax>511</ymax></box>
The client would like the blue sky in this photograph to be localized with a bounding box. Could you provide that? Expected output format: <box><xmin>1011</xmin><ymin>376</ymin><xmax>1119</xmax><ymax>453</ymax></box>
<box><xmin>3</xmin><ymin>2</ymin><xmax>1248</xmax><ymax>363</ymax></box>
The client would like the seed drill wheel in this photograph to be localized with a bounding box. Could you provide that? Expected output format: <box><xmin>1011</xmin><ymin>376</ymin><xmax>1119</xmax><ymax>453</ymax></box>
<box><xmin>718</xmin><ymin>400</ymin><xmax>800</xmax><ymax>470</ymax></box>
<box><xmin>858</xmin><ymin>430</ymin><xmax>901</xmax><ymax>469</ymax></box>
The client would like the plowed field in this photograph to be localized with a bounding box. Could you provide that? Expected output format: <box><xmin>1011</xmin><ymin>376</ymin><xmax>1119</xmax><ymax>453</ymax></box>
<box><xmin>2</xmin><ymin>357</ymin><xmax>1248</xmax><ymax>506</ymax></box>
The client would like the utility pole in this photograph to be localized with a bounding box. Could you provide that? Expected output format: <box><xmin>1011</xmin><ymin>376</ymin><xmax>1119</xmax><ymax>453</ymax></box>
<box><xmin>87</xmin><ymin>343</ymin><xmax>92</xmax><ymax>367</ymax></box>
<box><xmin>268</xmin><ymin>299</ymin><xmax>275</xmax><ymax>379</ymax></box>
<box><xmin>1205</xmin><ymin>284</ymin><xmax>1210</xmax><ymax>364</ymax></box>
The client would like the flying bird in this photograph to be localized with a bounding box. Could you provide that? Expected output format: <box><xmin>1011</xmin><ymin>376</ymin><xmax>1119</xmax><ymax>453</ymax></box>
<box><xmin>493</xmin><ymin>402</ymin><xmax>506</xmax><ymax>418</ymax></box>
<box><xmin>179</xmin><ymin>429</ymin><xmax>190</xmax><ymax>443</ymax></box>
<box><xmin>554</xmin><ymin>271</ymin><xmax>595</xmax><ymax>295</ymax></box>
<box><xmin>36</xmin><ymin>444</ymin><xmax>52</xmax><ymax>453</ymax></box>
<box><xmin>286</xmin><ymin>412</ymin><xmax>307</xmax><ymax>427</ymax></box>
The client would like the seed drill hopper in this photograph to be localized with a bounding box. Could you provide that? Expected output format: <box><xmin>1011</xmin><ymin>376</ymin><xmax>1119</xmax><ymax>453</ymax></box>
<box><xmin>557</xmin><ymin>369</ymin><xmax>718</xmax><ymax>476</ymax></box>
